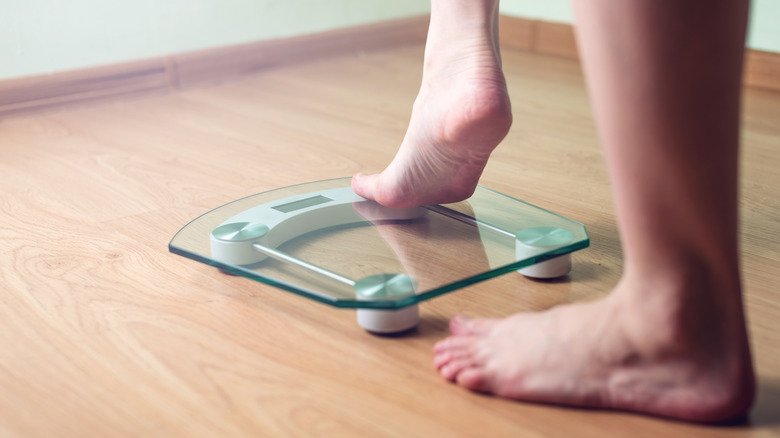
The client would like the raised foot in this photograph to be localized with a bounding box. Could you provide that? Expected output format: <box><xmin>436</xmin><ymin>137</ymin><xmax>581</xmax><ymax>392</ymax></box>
<box><xmin>352</xmin><ymin>76</ymin><xmax>511</xmax><ymax>208</ymax></box>
<box><xmin>352</xmin><ymin>0</ymin><xmax>512</xmax><ymax>209</ymax></box>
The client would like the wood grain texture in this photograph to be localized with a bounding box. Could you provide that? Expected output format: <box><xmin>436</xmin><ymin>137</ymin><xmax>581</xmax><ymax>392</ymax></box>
<box><xmin>0</xmin><ymin>58</ymin><xmax>170</xmax><ymax>118</ymax></box>
<box><xmin>534</xmin><ymin>20</ymin><xmax>579</xmax><ymax>59</ymax></box>
<box><xmin>745</xmin><ymin>49</ymin><xmax>780</xmax><ymax>93</ymax></box>
<box><xmin>498</xmin><ymin>15</ymin><xmax>536</xmax><ymax>51</ymax></box>
<box><xmin>1</xmin><ymin>39</ymin><xmax>779</xmax><ymax>438</ymax></box>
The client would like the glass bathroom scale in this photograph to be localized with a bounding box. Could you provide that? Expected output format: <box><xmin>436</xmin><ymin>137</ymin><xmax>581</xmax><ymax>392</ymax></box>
<box><xmin>169</xmin><ymin>178</ymin><xmax>589</xmax><ymax>332</ymax></box>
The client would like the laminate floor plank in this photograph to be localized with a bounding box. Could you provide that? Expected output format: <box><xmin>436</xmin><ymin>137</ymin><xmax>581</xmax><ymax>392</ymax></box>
<box><xmin>1</xmin><ymin>43</ymin><xmax>779</xmax><ymax>437</ymax></box>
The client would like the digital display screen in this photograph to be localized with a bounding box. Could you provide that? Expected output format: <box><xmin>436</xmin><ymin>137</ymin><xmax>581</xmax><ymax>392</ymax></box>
<box><xmin>271</xmin><ymin>195</ymin><xmax>333</xmax><ymax>213</ymax></box>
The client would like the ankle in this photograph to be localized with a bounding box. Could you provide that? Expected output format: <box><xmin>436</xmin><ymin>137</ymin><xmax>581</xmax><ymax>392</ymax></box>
<box><xmin>615</xmin><ymin>261</ymin><xmax>742</xmax><ymax>348</ymax></box>
<box><xmin>425</xmin><ymin>0</ymin><xmax>501</xmax><ymax>64</ymax></box>
<box><xmin>607</xmin><ymin>271</ymin><xmax>755</xmax><ymax>422</ymax></box>
<box><xmin>430</xmin><ymin>0</ymin><xmax>499</xmax><ymax>26</ymax></box>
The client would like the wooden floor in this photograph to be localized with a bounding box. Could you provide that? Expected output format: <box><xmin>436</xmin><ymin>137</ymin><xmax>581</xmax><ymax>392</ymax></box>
<box><xmin>2</xmin><ymin>41</ymin><xmax>780</xmax><ymax>437</ymax></box>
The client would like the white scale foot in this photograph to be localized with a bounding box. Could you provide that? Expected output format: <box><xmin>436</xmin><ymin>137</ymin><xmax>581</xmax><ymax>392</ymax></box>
<box><xmin>515</xmin><ymin>227</ymin><xmax>575</xmax><ymax>279</ymax></box>
<box><xmin>355</xmin><ymin>274</ymin><xmax>419</xmax><ymax>334</ymax></box>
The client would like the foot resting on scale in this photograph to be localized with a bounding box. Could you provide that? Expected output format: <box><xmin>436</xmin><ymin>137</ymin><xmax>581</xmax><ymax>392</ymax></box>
<box><xmin>351</xmin><ymin>0</ymin><xmax>512</xmax><ymax>208</ymax></box>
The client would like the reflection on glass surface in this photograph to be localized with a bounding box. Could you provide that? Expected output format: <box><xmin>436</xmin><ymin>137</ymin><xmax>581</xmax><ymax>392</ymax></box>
<box><xmin>169</xmin><ymin>178</ymin><xmax>589</xmax><ymax>309</ymax></box>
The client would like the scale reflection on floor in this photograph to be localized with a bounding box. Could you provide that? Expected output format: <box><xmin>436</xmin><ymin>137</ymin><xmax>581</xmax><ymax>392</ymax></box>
<box><xmin>169</xmin><ymin>178</ymin><xmax>589</xmax><ymax>333</ymax></box>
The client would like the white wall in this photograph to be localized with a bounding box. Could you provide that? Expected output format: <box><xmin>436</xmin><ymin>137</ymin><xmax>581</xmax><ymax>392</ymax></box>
<box><xmin>748</xmin><ymin>0</ymin><xmax>780</xmax><ymax>52</ymax></box>
<box><xmin>500</xmin><ymin>1</ymin><xmax>573</xmax><ymax>23</ymax></box>
<box><xmin>500</xmin><ymin>0</ymin><xmax>780</xmax><ymax>53</ymax></box>
<box><xmin>0</xmin><ymin>0</ymin><xmax>430</xmax><ymax>80</ymax></box>
<box><xmin>2</xmin><ymin>1</ymin><xmax>776</xmax><ymax>81</ymax></box>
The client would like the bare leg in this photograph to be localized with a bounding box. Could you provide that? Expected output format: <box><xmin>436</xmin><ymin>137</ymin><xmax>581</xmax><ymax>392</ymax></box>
<box><xmin>433</xmin><ymin>0</ymin><xmax>755</xmax><ymax>422</ymax></box>
<box><xmin>351</xmin><ymin>0</ymin><xmax>512</xmax><ymax>208</ymax></box>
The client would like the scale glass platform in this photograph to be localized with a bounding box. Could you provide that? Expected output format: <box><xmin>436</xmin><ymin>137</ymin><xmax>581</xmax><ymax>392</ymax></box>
<box><xmin>169</xmin><ymin>178</ymin><xmax>589</xmax><ymax>333</ymax></box>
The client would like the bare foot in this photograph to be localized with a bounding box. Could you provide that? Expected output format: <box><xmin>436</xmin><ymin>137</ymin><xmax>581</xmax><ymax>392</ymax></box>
<box><xmin>433</xmin><ymin>277</ymin><xmax>755</xmax><ymax>423</ymax></box>
<box><xmin>352</xmin><ymin>0</ymin><xmax>512</xmax><ymax>208</ymax></box>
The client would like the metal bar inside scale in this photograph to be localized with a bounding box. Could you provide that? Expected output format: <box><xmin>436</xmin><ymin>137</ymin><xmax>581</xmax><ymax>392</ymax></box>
<box><xmin>423</xmin><ymin>205</ymin><xmax>515</xmax><ymax>239</ymax></box>
<box><xmin>252</xmin><ymin>242</ymin><xmax>357</xmax><ymax>287</ymax></box>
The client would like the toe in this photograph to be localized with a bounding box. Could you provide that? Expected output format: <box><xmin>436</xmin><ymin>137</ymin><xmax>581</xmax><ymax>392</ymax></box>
<box><xmin>439</xmin><ymin>357</ymin><xmax>480</xmax><ymax>382</ymax></box>
<box><xmin>433</xmin><ymin>343</ymin><xmax>477</xmax><ymax>370</ymax></box>
<box><xmin>433</xmin><ymin>350</ymin><xmax>452</xmax><ymax>370</ymax></box>
<box><xmin>450</xmin><ymin>314</ymin><xmax>498</xmax><ymax>336</ymax></box>
<box><xmin>351</xmin><ymin>173</ymin><xmax>378</xmax><ymax>202</ymax></box>
<box><xmin>433</xmin><ymin>335</ymin><xmax>478</xmax><ymax>354</ymax></box>
<box><xmin>351</xmin><ymin>171</ymin><xmax>406</xmax><ymax>208</ymax></box>
<box><xmin>433</xmin><ymin>335</ymin><xmax>486</xmax><ymax>383</ymax></box>
<box><xmin>455</xmin><ymin>367</ymin><xmax>490</xmax><ymax>392</ymax></box>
